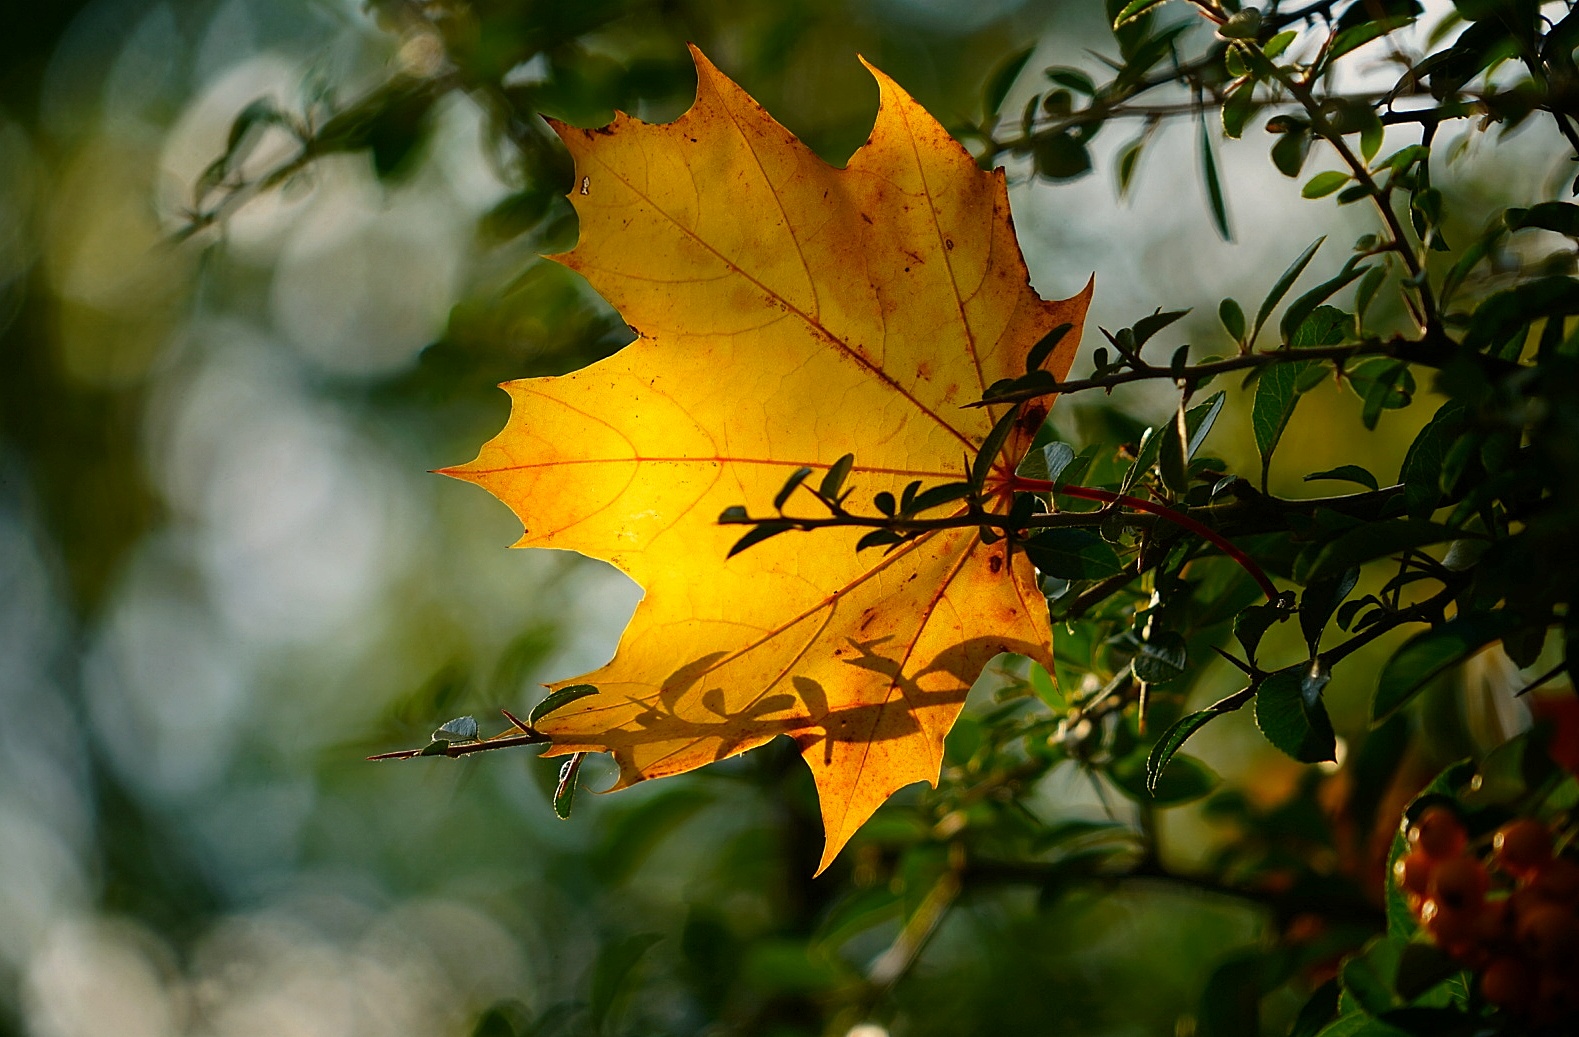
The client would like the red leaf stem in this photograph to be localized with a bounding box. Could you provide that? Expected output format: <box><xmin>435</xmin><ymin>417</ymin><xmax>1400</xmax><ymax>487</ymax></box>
<box><xmin>1010</xmin><ymin>478</ymin><xmax>1280</xmax><ymax>602</ymax></box>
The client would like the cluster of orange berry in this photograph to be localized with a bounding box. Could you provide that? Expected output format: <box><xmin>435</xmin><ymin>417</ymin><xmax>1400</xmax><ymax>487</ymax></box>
<box><xmin>1393</xmin><ymin>806</ymin><xmax>1579</xmax><ymax>1023</ymax></box>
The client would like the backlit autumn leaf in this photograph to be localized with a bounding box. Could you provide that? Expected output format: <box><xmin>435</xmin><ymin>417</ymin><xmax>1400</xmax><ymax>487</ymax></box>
<box><xmin>445</xmin><ymin>46</ymin><xmax>1091</xmax><ymax>872</ymax></box>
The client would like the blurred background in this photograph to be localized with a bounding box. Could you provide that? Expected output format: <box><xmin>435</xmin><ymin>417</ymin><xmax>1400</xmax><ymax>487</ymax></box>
<box><xmin>0</xmin><ymin>1</ymin><xmax>1568</xmax><ymax>1035</ymax></box>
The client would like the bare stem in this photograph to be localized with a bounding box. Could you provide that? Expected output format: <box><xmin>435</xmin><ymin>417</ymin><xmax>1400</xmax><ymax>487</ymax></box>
<box><xmin>367</xmin><ymin>710</ymin><xmax>549</xmax><ymax>760</ymax></box>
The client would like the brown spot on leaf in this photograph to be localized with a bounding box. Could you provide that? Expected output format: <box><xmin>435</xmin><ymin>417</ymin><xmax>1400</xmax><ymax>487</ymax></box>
<box><xmin>988</xmin><ymin>554</ymin><xmax>1003</xmax><ymax>574</ymax></box>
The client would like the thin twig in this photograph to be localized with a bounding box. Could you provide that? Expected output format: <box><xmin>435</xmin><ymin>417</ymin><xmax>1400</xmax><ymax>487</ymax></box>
<box><xmin>1514</xmin><ymin>661</ymin><xmax>1570</xmax><ymax>698</ymax></box>
<box><xmin>367</xmin><ymin>728</ymin><xmax>549</xmax><ymax>761</ymax></box>
<box><xmin>970</xmin><ymin>334</ymin><xmax>1510</xmax><ymax>408</ymax></box>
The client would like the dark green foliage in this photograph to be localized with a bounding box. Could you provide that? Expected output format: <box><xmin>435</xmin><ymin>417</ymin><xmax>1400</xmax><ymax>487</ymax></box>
<box><xmin>1255</xmin><ymin>666</ymin><xmax>1337</xmax><ymax>763</ymax></box>
<box><xmin>15</xmin><ymin>3</ymin><xmax>1579</xmax><ymax>1037</ymax></box>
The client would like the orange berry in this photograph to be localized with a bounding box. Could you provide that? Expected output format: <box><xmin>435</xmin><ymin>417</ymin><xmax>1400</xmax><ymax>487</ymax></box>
<box><xmin>1517</xmin><ymin>905</ymin><xmax>1579</xmax><ymax>965</ymax></box>
<box><xmin>1527</xmin><ymin>858</ymin><xmax>1579</xmax><ymax>905</ymax></box>
<box><xmin>1421</xmin><ymin>897</ymin><xmax>1477</xmax><ymax>951</ymax></box>
<box><xmin>1429</xmin><ymin>856</ymin><xmax>1489</xmax><ymax>914</ymax></box>
<box><xmin>1393</xmin><ymin>850</ymin><xmax>1434</xmax><ymax>901</ymax></box>
<box><xmin>1534</xmin><ymin>969</ymin><xmax>1579</xmax><ymax>1025</ymax></box>
<box><xmin>1509</xmin><ymin>887</ymin><xmax>1548</xmax><ymax>929</ymax></box>
<box><xmin>1409</xmin><ymin>806</ymin><xmax>1467</xmax><ymax>860</ymax></box>
<box><xmin>1479</xmin><ymin>955</ymin><xmax>1535</xmax><ymax>1012</ymax></box>
<box><xmin>1494</xmin><ymin>819</ymin><xmax>1553</xmax><ymax>879</ymax></box>
<box><xmin>1474</xmin><ymin>897</ymin><xmax>1513</xmax><ymax>948</ymax></box>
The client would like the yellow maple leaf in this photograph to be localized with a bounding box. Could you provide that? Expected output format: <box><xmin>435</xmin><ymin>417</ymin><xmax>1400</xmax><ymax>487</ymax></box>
<box><xmin>445</xmin><ymin>46</ymin><xmax>1091</xmax><ymax>873</ymax></box>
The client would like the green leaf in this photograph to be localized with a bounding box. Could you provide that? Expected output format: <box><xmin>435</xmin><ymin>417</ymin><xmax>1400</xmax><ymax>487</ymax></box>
<box><xmin>1460</xmin><ymin>730</ymin><xmax>1556</xmax><ymax>810</ymax></box>
<box><xmin>1034</xmin><ymin>132</ymin><xmax>1092</xmax><ymax>181</ymax></box>
<box><xmin>226</xmin><ymin>97</ymin><xmax>291</xmax><ymax>153</ymax></box>
<box><xmin>1145</xmin><ymin>688</ymin><xmax>1252</xmax><ymax>792</ymax></box>
<box><xmin>1056</xmin><ymin>444</ymin><xmax>1099</xmax><ymax>490</ymax></box>
<box><xmin>1160</xmin><ymin>404</ymin><xmax>1190</xmax><ymax>494</ymax></box>
<box><xmin>1199</xmin><ymin>116</ymin><xmax>1231</xmax><ymax>240</ymax></box>
<box><xmin>1304</xmin><ymin>465</ymin><xmax>1379</xmax><ymax>492</ymax></box>
<box><xmin>1024</xmin><ymin>529</ymin><xmax>1125</xmax><ymax>580</ymax></box>
<box><xmin>1112</xmin><ymin>750</ymin><xmax>1218</xmax><ymax>805</ymax></box>
<box><xmin>530</xmin><ymin>684</ymin><xmax>599</xmax><ymax>726</ymax></box>
<box><xmin>1462</xmin><ymin>276</ymin><xmax>1579</xmax><ymax>354</ymax></box>
<box><xmin>1373</xmin><ymin>613</ymin><xmax>1521</xmax><ymax>722</ymax></box>
<box><xmin>1196</xmin><ymin>952</ymin><xmax>1266</xmax><ymax>1037</ymax></box>
<box><xmin>728</xmin><ymin>520</ymin><xmax>795</xmax><ymax>558</ymax></box>
<box><xmin>1288</xmin><ymin>978</ymin><xmax>1340</xmax><ymax>1037</ymax></box>
<box><xmin>589</xmin><ymin>932</ymin><xmax>662</xmax><ymax>1031</ymax></box>
<box><xmin>1301</xmin><ymin>568</ymin><xmax>1360</xmax><ymax>654</ymax></box>
<box><xmin>1271</xmin><ymin>126</ymin><xmax>1312</xmax><ymax>177</ymax></box>
<box><xmin>1393</xmin><ymin>942</ymin><xmax>1462</xmax><ymax>1001</ymax></box>
<box><xmin>1256</xmin><ymin>666</ymin><xmax>1337</xmax><ymax>763</ymax></box>
<box><xmin>432</xmin><ymin>715</ymin><xmax>479</xmax><ymax>742</ymax></box>
<box><xmin>1282</xmin><ymin>269</ymin><xmax>1366</xmax><ymax>344</ymax></box>
<box><xmin>1263</xmin><ymin>29</ymin><xmax>1298</xmax><ymax>59</ymax></box>
<box><xmin>1114</xmin><ymin>0</ymin><xmax>1171</xmax><ymax>28</ymax></box>
<box><xmin>1252</xmin><ymin>360</ymin><xmax>1314</xmax><ymax>488</ymax></box>
<box><xmin>1125</xmin><ymin>425</ymin><xmax>1162</xmax><ymax>493</ymax></box>
<box><xmin>1116</xmin><ymin>131</ymin><xmax>1148</xmax><ymax>200</ymax></box>
<box><xmin>905</xmin><ymin>481</ymin><xmax>972</xmax><ymax>515</ymax></box>
<box><xmin>1506</xmin><ymin>201</ymin><xmax>1579</xmax><ymax>236</ymax></box>
<box><xmin>1028</xmin><ymin>661</ymin><xmax>1064</xmax><ymax>710</ymax></box>
<box><xmin>1026</xmin><ymin>322</ymin><xmax>1074</xmax><ymax>373</ymax></box>
<box><xmin>1133</xmin><ymin>629</ymin><xmax>1188</xmax><ymax>683</ymax></box>
<box><xmin>1225</xmin><ymin>45</ymin><xmax>1248</xmax><ymax>79</ymax></box>
<box><xmin>478</xmin><ymin>188</ymin><xmax>554</xmax><ymax>243</ymax></box>
<box><xmin>1217</xmin><ymin>8</ymin><xmax>1263</xmax><ymax>39</ymax></box>
<box><xmin>820</xmin><ymin>453</ymin><xmax>856</xmax><ymax>499</ymax></box>
<box><xmin>855</xmin><ymin>528</ymin><xmax>905</xmax><ymax>552</ymax></box>
<box><xmin>1293</xmin><ymin>305</ymin><xmax>1350</xmax><ymax>349</ymax></box>
<box><xmin>1358</xmin><ymin>107</ymin><xmax>1385</xmax><ymax>163</ymax></box>
<box><xmin>1443</xmin><ymin>224</ymin><xmax>1506</xmax><ymax>303</ymax></box>
<box><xmin>774</xmin><ymin>467</ymin><xmax>814</xmax><ymax>510</ymax></box>
<box><xmin>1132</xmin><ymin>308</ymin><xmax>1192</xmax><ymax>350</ymax></box>
<box><xmin>1300</xmin><ymin>519</ymin><xmax>1459</xmax><ymax>582</ymax></box>
<box><xmin>1234</xmin><ymin>598</ymin><xmax>1291</xmax><ymax>659</ymax></box>
<box><xmin>1357</xmin><ymin>361</ymin><xmax>1414</xmax><ymax>430</ymax></box>
<box><xmin>1332</xmin><ymin>15</ymin><xmax>1416</xmax><ymax>61</ymax></box>
<box><xmin>982</xmin><ymin>46</ymin><xmax>1035</xmax><ymax>117</ymax></box>
<box><xmin>1254</xmin><ymin>237</ymin><xmax>1325</xmax><ymax>344</ymax></box>
<box><xmin>1222</xmin><ymin>80</ymin><xmax>1257</xmax><ymax>139</ymax></box>
<box><xmin>972</xmin><ymin>406</ymin><xmax>1022</xmax><ymax>489</ymax></box>
<box><xmin>1303</xmin><ymin>171</ymin><xmax>1350</xmax><ymax>198</ymax></box>
<box><xmin>1219</xmin><ymin>298</ymin><xmax>1246</xmax><ymax>342</ymax></box>
<box><xmin>1340</xmin><ymin>938</ymin><xmax>1402</xmax><ymax>1017</ymax></box>
<box><xmin>1184</xmin><ymin>390</ymin><xmax>1227</xmax><ymax>459</ymax></box>
<box><xmin>1046</xmin><ymin>67</ymin><xmax>1096</xmax><ymax>95</ymax></box>
<box><xmin>1355</xmin><ymin>266</ymin><xmax>1387</xmax><ymax>323</ymax></box>
<box><xmin>1019</xmin><ymin>441</ymin><xmax>1076</xmax><ymax>483</ymax></box>
<box><xmin>1398</xmin><ymin>400</ymin><xmax>1462</xmax><ymax>519</ymax></box>
<box><xmin>553</xmin><ymin>752</ymin><xmax>587</xmax><ymax>820</ymax></box>
<box><xmin>468</xmin><ymin>1002</ymin><xmax>533</xmax><ymax>1037</ymax></box>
